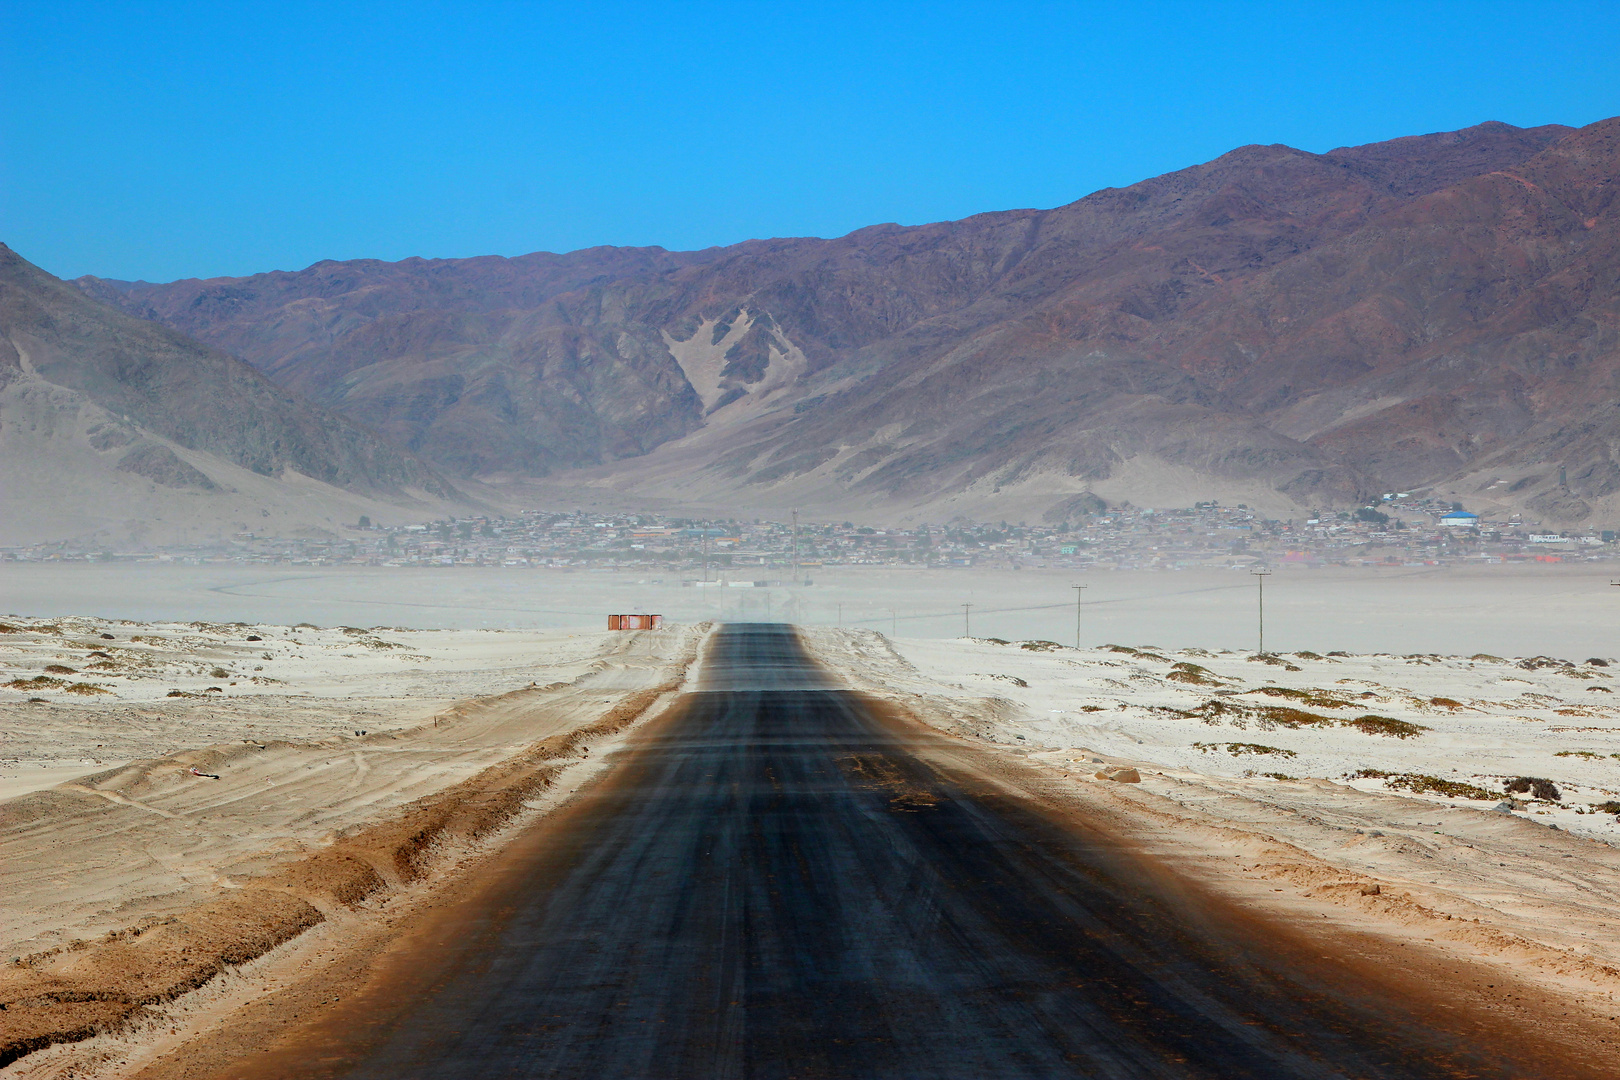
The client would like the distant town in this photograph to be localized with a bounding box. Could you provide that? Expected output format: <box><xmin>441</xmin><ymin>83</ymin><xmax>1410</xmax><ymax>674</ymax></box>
<box><xmin>6</xmin><ymin>495</ymin><xmax>1617</xmax><ymax>572</ymax></box>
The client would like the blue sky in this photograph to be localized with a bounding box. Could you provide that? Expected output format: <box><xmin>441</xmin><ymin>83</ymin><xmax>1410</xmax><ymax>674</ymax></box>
<box><xmin>4</xmin><ymin>0</ymin><xmax>1618</xmax><ymax>282</ymax></box>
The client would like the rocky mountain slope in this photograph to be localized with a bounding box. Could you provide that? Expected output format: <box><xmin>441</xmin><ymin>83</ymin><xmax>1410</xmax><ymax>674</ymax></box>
<box><xmin>1</xmin><ymin>245</ymin><xmax>463</xmax><ymax>545</ymax></box>
<box><xmin>78</xmin><ymin>117</ymin><xmax>1620</xmax><ymax>524</ymax></box>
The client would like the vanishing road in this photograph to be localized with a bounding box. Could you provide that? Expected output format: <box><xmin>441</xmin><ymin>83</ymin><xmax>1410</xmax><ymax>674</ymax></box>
<box><xmin>265</xmin><ymin>624</ymin><xmax>1571</xmax><ymax>1078</ymax></box>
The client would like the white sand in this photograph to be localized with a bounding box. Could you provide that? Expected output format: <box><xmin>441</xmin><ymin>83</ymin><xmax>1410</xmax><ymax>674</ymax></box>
<box><xmin>7</xmin><ymin>598</ymin><xmax>1620</xmax><ymax>1068</ymax></box>
<box><xmin>833</xmin><ymin>633</ymin><xmax>1620</xmax><ymax>839</ymax></box>
<box><xmin>1</xmin><ymin>616</ymin><xmax>614</xmax><ymax>800</ymax></box>
<box><xmin>0</xmin><ymin>616</ymin><xmax>703</xmax><ymax>957</ymax></box>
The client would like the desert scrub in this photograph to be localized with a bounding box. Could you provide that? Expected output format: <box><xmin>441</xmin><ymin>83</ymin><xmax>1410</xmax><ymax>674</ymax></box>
<box><xmin>5</xmin><ymin>675</ymin><xmax>66</xmax><ymax>689</ymax></box>
<box><xmin>1248</xmin><ymin>654</ymin><xmax>1303</xmax><ymax>671</ymax></box>
<box><xmin>1351</xmin><ymin>769</ymin><xmax>1497</xmax><ymax>801</ymax></box>
<box><xmin>1294</xmin><ymin>651</ymin><xmax>1323</xmax><ymax>660</ymax></box>
<box><xmin>210</xmin><ymin>667</ymin><xmax>230</xmax><ymax>678</ymax></box>
<box><xmin>1192</xmin><ymin>699</ymin><xmax>1248</xmax><ymax>727</ymax></box>
<box><xmin>1555</xmin><ymin>750</ymin><xmax>1603</xmax><ymax>759</ymax></box>
<box><xmin>1251</xmin><ymin>686</ymin><xmax>1347</xmax><ymax>708</ymax></box>
<box><xmin>1019</xmin><ymin>640</ymin><xmax>1062</xmax><ymax>651</ymax></box>
<box><xmin>1254</xmin><ymin>705</ymin><xmax>1335</xmax><ymax>729</ymax></box>
<box><xmin>978</xmin><ymin>673</ymin><xmax>1028</xmax><ymax>687</ymax></box>
<box><xmin>1427</xmin><ymin>697</ymin><xmax>1465</xmax><ymax>709</ymax></box>
<box><xmin>1505</xmin><ymin>776</ymin><xmax>1561</xmax><ymax>801</ymax></box>
<box><xmin>1166</xmin><ymin>662</ymin><xmax>1221</xmax><ymax>686</ymax></box>
<box><xmin>43</xmin><ymin>664</ymin><xmax>76</xmax><ymax>674</ymax></box>
<box><xmin>63</xmin><ymin>682</ymin><xmax>111</xmax><ymax>695</ymax></box>
<box><xmin>1261</xmin><ymin>772</ymin><xmax>1297</xmax><ymax>780</ymax></box>
<box><xmin>1470</xmin><ymin>653</ymin><xmax>1505</xmax><ymax>662</ymax></box>
<box><xmin>1342</xmin><ymin>715</ymin><xmax>1428</xmax><ymax>738</ymax></box>
<box><xmin>1595</xmin><ymin>801</ymin><xmax>1620</xmax><ymax>815</ymax></box>
<box><xmin>1193</xmin><ymin>742</ymin><xmax>1297</xmax><ymax>757</ymax></box>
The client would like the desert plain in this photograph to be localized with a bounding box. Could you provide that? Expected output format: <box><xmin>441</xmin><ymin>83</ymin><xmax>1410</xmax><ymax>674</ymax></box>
<box><xmin>4</xmin><ymin>562</ymin><xmax>1620</xmax><ymax>1075</ymax></box>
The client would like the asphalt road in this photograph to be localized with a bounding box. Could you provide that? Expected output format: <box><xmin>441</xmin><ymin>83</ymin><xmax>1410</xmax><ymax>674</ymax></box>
<box><xmin>298</xmin><ymin>624</ymin><xmax>1555</xmax><ymax>1078</ymax></box>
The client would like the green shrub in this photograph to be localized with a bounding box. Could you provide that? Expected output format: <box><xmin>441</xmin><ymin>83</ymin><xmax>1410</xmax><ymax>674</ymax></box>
<box><xmin>1505</xmin><ymin>776</ymin><xmax>1560</xmax><ymax>801</ymax></box>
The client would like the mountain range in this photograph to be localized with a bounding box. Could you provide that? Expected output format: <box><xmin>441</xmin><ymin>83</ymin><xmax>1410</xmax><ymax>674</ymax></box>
<box><xmin>42</xmin><ymin>113</ymin><xmax>1620</xmax><ymax>530</ymax></box>
<box><xmin>0</xmin><ymin>244</ymin><xmax>459</xmax><ymax>546</ymax></box>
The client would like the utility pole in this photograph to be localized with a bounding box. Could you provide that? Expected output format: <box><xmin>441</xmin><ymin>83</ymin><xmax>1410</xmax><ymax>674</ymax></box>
<box><xmin>1251</xmin><ymin>567</ymin><xmax>1272</xmax><ymax>655</ymax></box>
<box><xmin>702</xmin><ymin>532</ymin><xmax>710</xmax><ymax>583</ymax></box>
<box><xmin>889</xmin><ymin>608</ymin><xmax>897</xmax><ymax>638</ymax></box>
<box><xmin>962</xmin><ymin>602</ymin><xmax>973</xmax><ymax>638</ymax></box>
<box><xmin>837</xmin><ymin>602</ymin><xmax>842</xmax><ymax>628</ymax></box>
<box><xmin>1071</xmin><ymin>583</ymin><xmax>1087</xmax><ymax>650</ymax></box>
<box><xmin>791</xmin><ymin>508</ymin><xmax>800</xmax><ymax>586</ymax></box>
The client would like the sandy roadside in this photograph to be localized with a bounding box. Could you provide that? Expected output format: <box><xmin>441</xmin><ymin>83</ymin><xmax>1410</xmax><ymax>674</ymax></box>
<box><xmin>802</xmin><ymin>628</ymin><xmax>1620</xmax><ymax>1044</ymax></box>
<box><xmin>10</xmin><ymin>621</ymin><xmax>1620</xmax><ymax>1075</ymax></box>
<box><xmin>0</xmin><ymin>618</ymin><xmax>709</xmax><ymax>1072</ymax></box>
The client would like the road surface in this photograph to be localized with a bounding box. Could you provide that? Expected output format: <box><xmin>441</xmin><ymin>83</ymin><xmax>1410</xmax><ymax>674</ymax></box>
<box><xmin>255</xmin><ymin>624</ymin><xmax>1573</xmax><ymax>1078</ymax></box>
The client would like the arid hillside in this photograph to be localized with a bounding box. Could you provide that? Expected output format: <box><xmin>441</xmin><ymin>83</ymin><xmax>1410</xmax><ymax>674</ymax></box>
<box><xmin>77</xmin><ymin>117</ymin><xmax>1620</xmax><ymax>523</ymax></box>
<box><xmin>0</xmin><ymin>245</ymin><xmax>464</xmax><ymax>545</ymax></box>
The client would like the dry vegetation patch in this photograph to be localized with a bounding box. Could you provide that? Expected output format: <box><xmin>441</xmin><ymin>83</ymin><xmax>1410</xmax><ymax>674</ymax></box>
<box><xmin>1166</xmin><ymin>662</ymin><xmax>1223</xmax><ymax>686</ymax></box>
<box><xmin>1342</xmin><ymin>715</ymin><xmax>1428</xmax><ymax>738</ymax></box>
<box><xmin>1192</xmin><ymin>742</ymin><xmax>1297</xmax><ymax>758</ymax></box>
<box><xmin>1350</xmin><ymin>770</ymin><xmax>1498</xmax><ymax>801</ymax></box>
